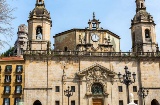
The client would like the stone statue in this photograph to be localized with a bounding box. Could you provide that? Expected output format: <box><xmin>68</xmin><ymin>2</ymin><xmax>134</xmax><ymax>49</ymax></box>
<box><xmin>129</xmin><ymin>93</ymin><xmax>134</xmax><ymax>103</ymax></box>
<box><xmin>128</xmin><ymin>93</ymin><xmax>137</xmax><ymax>105</ymax></box>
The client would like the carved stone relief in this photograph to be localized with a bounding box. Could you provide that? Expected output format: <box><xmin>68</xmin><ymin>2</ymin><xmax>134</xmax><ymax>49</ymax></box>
<box><xmin>77</xmin><ymin>64</ymin><xmax>116</xmax><ymax>96</ymax></box>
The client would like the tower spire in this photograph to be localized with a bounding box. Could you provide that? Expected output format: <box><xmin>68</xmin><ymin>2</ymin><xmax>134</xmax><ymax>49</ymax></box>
<box><xmin>136</xmin><ymin>0</ymin><xmax>146</xmax><ymax>12</ymax></box>
<box><xmin>93</xmin><ymin>12</ymin><xmax>95</xmax><ymax>19</ymax></box>
<box><xmin>36</xmin><ymin>0</ymin><xmax>45</xmax><ymax>7</ymax></box>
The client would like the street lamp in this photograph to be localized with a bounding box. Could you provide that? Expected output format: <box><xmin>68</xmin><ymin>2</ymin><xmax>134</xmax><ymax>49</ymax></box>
<box><xmin>118</xmin><ymin>66</ymin><xmax>136</xmax><ymax>104</ymax></box>
<box><xmin>138</xmin><ymin>87</ymin><xmax>149</xmax><ymax>105</ymax></box>
<box><xmin>64</xmin><ymin>86</ymin><xmax>73</xmax><ymax>105</ymax></box>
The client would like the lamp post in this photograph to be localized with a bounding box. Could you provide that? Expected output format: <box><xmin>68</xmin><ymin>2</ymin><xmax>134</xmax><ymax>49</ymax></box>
<box><xmin>118</xmin><ymin>66</ymin><xmax>136</xmax><ymax>104</ymax></box>
<box><xmin>138</xmin><ymin>87</ymin><xmax>149</xmax><ymax>105</ymax></box>
<box><xmin>64</xmin><ymin>86</ymin><xmax>73</xmax><ymax>105</ymax></box>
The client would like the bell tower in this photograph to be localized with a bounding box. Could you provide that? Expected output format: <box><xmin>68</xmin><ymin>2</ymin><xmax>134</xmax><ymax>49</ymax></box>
<box><xmin>131</xmin><ymin>0</ymin><xmax>158</xmax><ymax>52</ymax></box>
<box><xmin>27</xmin><ymin>0</ymin><xmax>52</xmax><ymax>50</ymax></box>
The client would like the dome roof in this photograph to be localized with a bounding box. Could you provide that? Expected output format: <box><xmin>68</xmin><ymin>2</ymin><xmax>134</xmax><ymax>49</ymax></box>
<box><xmin>132</xmin><ymin>10</ymin><xmax>154</xmax><ymax>25</ymax></box>
<box><xmin>29</xmin><ymin>6</ymin><xmax>51</xmax><ymax>19</ymax></box>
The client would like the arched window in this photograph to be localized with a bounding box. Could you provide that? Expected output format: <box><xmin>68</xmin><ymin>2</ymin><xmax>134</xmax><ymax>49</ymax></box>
<box><xmin>91</xmin><ymin>83</ymin><xmax>103</xmax><ymax>95</ymax></box>
<box><xmin>33</xmin><ymin>100</ymin><xmax>42</xmax><ymax>105</ymax></box>
<box><xmin>36</xmin><ymin>26</ymin><xmax>42</xmax><ymax>40</ymax></box>
<box><xmin>38</xmin><ymin>0</ymin><xmax>42</xmax><ymax>4</ymax></box>
<box><xmin>145</xmin><ymin>29</ymin><xmax>150</xmax><ymax>38</ymax></box>
<box><xmin>141</xmin><ymin>3</ymin><xmax>143</xmax><ymax>8</ymax></box>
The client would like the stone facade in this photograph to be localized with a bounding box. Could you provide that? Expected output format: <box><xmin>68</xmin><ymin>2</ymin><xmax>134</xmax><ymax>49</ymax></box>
<box><xmin>27</xmin><ymin>0</ymin><xmax>52</xmax><ymax>51</ymax></box>
<box><xmin>23</xmin><ymin>54</ymin><xmax>160</xmax><ymax>105</ymax></box>
<box><xmin>12</xmin><ymin>0</ymin><xmax>160</xmax><ymax>105</ymax></box>
<box><xmin>54</xmin><ymin>14</ymin><xmax>120</xmax><ymax>52</ymax></box>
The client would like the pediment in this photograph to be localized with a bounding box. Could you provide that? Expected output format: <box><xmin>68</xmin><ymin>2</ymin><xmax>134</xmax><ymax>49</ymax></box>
<box><xmin>77</xmin><ymin>63</ymin><xmax>116</xmax><ymax>80</ymax></box>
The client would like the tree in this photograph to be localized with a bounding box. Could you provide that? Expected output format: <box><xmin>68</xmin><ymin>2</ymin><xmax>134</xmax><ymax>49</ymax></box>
<box><xmin>0</xmin><ymin>47</ymin><xmax>14</xmax><ymax>57</ymax></box>
<box><xmin>0</xmin><ymin>0</ymin><xmax>15</xmax><ymax>49</ymax></box>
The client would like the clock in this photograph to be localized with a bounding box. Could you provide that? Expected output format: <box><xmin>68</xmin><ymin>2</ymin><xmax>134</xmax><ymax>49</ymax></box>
<box><xmin>91</xmin><ymin>34</ymin><xmax>99</xmax><ymax>42</ymax></box>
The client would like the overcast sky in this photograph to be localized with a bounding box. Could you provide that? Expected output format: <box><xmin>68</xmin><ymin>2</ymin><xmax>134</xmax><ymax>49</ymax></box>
<box><xmin>1</xmin><ymin>0</ymin><xmax>160</xmax><ymax>53</ymax></box>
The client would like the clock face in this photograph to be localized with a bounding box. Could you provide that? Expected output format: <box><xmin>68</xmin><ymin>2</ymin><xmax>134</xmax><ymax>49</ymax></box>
<box><xmin>91</xmin><ymin>34</ymin><xmax>99</xmax><ymax>42</ymax></box>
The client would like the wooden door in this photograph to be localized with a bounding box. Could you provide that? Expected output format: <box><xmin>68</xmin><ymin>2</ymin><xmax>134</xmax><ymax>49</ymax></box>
<box><xmin>92</xmin><ymin>99</ymin><xmax>103</xmax><ymax>105</ymax></box>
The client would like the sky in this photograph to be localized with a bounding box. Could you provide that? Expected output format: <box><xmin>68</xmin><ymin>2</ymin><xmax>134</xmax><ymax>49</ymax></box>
<box><xmin>1</xmin><ymin>0</ymin><xmax>160</xmax><ymax>53</ymax></box>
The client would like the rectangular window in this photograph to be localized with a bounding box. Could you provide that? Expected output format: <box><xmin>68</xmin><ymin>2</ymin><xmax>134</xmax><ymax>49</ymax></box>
<box><xmin>71</xmin><ymin>100</ymin><xmax>75</xmax><ymax>105</ymax></box>
<box><xmin>118</xmin><ymin>86</ymin><xmax>123</xmax><ymax>92</ymax></box>
<box><xmin>3</xmin><ymin>98</ymin><xmax>10</xmax><ymax>105</ymax></box>
<box><xmin>0</xmin><ymin>66</ymin><xmax>1</xmax><ymax>73</ymax></box>
<box><xmin>16</xmin><ymin>65</ymin><xmax>23</xmax><ymax>73</ymax></box>
<box><xmin>4</xmin><ymin>86</ymin><xmax>11</xmax><ymax>94</ymax></box>
<box><xmin>71</xmin><ymin>86</ymin><xmax>75</xmax><ymax>92</ymax></box>
<box><xmin>55</xmin><ymin>101</ymin><xmax>59</xmax><ymax>105</ymax></box>
<box><xmin>119</xmin><ymin>100</ymin><xmax>123</xmax><ymax>105</ymax></box>
<box><xmin>134</xmin><ymin>100</ymin><xmax>138</xmax><ymax>104</ymax></box>
<box><xmin>55</xmin><ymin>86</ymin><xmax>60</xmax><ymax>92</ymax></box>
<box><xmin>14</xmin><ymin>98</ymin><xmax>20</xmax><ymax>105</ymax></box>
<box><xmin>16</xmin><ymin>75</ymin><xmax>22</xmax><ymax>83</ymax></box>
<box><xmin>5</xmin><ymin>65</ymin><xmax>12</xmax><ymax>73</ymax></box>
<box><xmin>5</xmin><ymin>75</ymin><xmax>11</xmax><ymax>83</ymax></box>
<box><xmin>15</xmin><ymin>85</ymin><xmax>22</xmax><ymax>94</ymax></box>
<box><xmin>133</xmin><ymin>86</ymin><xmax>137</xmax><ymax>92</ymax></box>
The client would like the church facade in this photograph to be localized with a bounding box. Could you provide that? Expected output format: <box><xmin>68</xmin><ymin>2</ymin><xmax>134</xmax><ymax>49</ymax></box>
<box><xmin>16</xmin><ymin>0</ymin><xmax>160</xmax><ymax>105</ymax></box>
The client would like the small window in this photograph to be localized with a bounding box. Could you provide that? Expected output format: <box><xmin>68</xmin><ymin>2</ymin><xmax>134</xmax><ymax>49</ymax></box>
<box><xmin>16</xmin><ymin>75</ymin><xmax>22</xmax><ymax>83</ymax></box>
<box><xmin>134</xmin><ymin>100</ymin><xmax>138</xmax><ymax>104</ymax></box>
<box><xmin>118</xmin><ymin>86</ymin><xmax>123</xmax><ymax>92</ymax></box>
<box><xmin>55</xmin><ymin>101</ymin><xmax>60</xmax><ymax>105</ymax></box>
<box><xmin>119</xmin><ymin>100</ymin><xmax>123</xmax><ymax>105</ymax></box>
<box><xmin>55</xmin><ymin>86</ymin><xmax>60</xmax><ymax>92</ymax></box>
<box><xmin>15</xmin><ymin>85</ymin><xmax>22</xmax><ymax>94</ymax></box>
<box><xmin>4</xmin><ymin>86</ymin><xmax>11</xmax><ymax>94</ymax></box>
<box><xmin>5</xmin><ymin>65</ymin><xmax>12</xmax><ymax>73</ymax></box>
<box><xmin>145</xmin><ymin>29</ymin><xmax>150</xmax><ymax>38</ymax></box>
<box><xmin>71</xmin><ymin>100</ymin><xmax>75</xmax><ymax>105</ymax></box>
<box><xmin>14</xmin><ymin>98</ymin><xmax>21</xmax><ymax>105</ymax></box>
<box><xmin>5</xmin><ymin>75</ymin><xmax>11</xmax><ymax>83</ymax></box>
<box><xmin>64</xmin><ymin>47</ymin><xmax>68</xmax><ymax>51</ymax></box>
<box><xmin>3</xmin><ymin>98</ymin><xmax>10</xmax><ymax>105</ymax></box>
<box><xmin>0</xmin><ymin>66</ymin><xmax>1</xmax><ymax>73</ymax></box>
<box><xmin>16</xmin><ymin>65</ymin><xmax>23</xmax><ymax>73</ymax></box>
<box><xmin>133</xmin><ymin>86</ymin><xmax>137</xmax><ymax>92</ymax></box>
<box><xmin>36</xmin><ymin>26</ymin><xmax>42</xmax><ymax>40</ymax></box>
<box><xmin>91</xmin><ymin>83</ymin><xmax>103</xmax><ymax>95</ymax></box>
<box><xmin>71</xmin><ymin>86</ymin><xmax>75</xmax><ymax>92</ymax></box>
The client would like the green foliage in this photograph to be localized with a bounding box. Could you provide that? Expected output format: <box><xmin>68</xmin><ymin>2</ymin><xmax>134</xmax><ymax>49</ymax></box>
<box><xmin>0</xmin><ymin>47</ymin><xmax>14</xmax><ymax>57</ymax></box>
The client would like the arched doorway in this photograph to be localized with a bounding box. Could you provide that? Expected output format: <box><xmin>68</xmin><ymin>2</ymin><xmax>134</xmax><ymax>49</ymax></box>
<box><xmin>151</xmin><ymin>99</ymin><xmax>159</xmax><ymax>105</ymax></box>
<box><xmin>91</xmin><ymin>83</ymin><xmax>104</xmax><ymax>105</ymax></box>
<box><xmin>33</xmin><ymin>100</ymin><xmax>42</xmax><ymax>105</ymax></box>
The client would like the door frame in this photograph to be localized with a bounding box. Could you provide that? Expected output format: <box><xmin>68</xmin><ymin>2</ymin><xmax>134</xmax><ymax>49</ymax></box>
<box><xmin>92</xmin><ymin>98</ymin><xmax>104</xmax><ymax>105</ymax></box>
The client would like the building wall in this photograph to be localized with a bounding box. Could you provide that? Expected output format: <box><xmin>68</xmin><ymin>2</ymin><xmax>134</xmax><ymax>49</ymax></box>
<box><xmin>0</xmin><ymin>59</ymin><xmax>24</xmax><ymax>105</ymax></box>
<box><xmin>54</xmin><ymin>31</ymin><xmax>76</xmax><ymax>51</ymax></box>
<box><xmin>54</xmin><ymin>30</ymin><xmax>120</xmax><ymax>52</ymax></box>
<box><xmin>23</xmin><ymin>55</ymin><xmax>160</xmax><ymax>105</ymax></box>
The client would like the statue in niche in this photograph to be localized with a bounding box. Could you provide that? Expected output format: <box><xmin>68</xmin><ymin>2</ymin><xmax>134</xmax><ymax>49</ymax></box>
<box><xmin>36</xmin><ymin>27</ymin><xmax>42</xmax><ymax>40</ymax></box>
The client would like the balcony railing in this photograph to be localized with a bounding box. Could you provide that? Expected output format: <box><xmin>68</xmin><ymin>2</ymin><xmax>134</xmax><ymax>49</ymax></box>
<box><xmin>14</xmin><ymin>90</ymin><xmax>22</xmax><ymax>95</ymax></box>
<box><xmin>3</xmin><ymin>90</ymin><xmax>10</xmax><ymax>95</ymax></box>
<box><xmin>23</xmin><ymin>50</ymin><xmax>160</xmax><ymax>57</ymax></box>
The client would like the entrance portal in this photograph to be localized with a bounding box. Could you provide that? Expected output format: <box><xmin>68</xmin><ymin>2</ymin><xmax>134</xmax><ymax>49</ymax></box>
<box><xmin>151</xmin><ymin>99</ymin><xmax>159</xmax><ymax>105</ymax></box>
<box><xmin>33</xmin><ymin>100</ymin><xmax>42</xmax><ymax>105</ymax></box>
<box><xmin>92</xmin><ymin>99</ymin><xmax>103</xmax><ymax>105</ymax></box>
